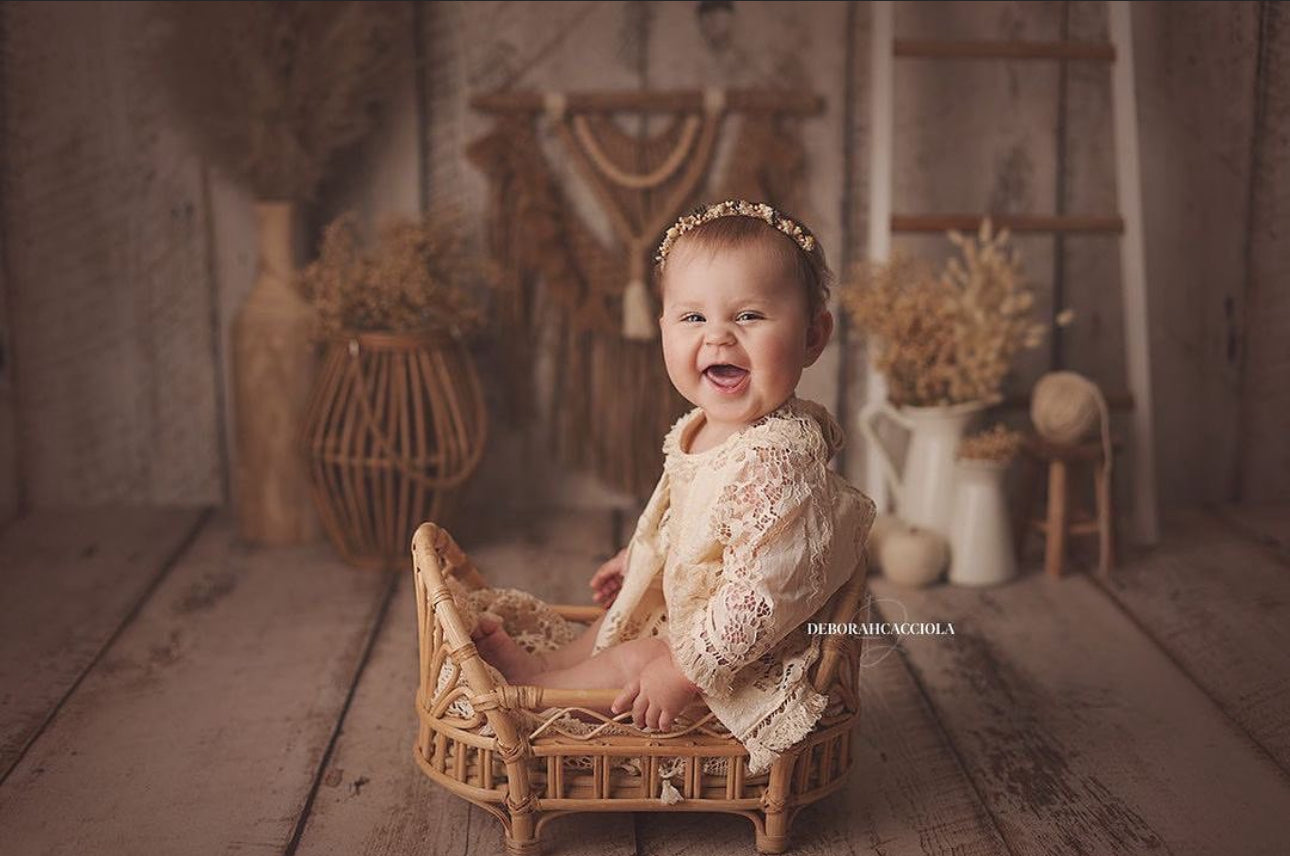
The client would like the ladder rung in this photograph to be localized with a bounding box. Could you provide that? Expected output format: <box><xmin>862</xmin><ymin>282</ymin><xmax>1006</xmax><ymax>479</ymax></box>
<box><xmin>1001</xmin><ymin>392</ymin><xmax>1135</xmax><ymax>412</ymax></box>
<box><xmin>894</xmin><ymin>39</ymin><xmax>1116</xmax><ymax>62</ymax></box>
<box><xmin>892</xmin><ymin>214</ymin><xmax>1124</xmax><ymax>234</ymax></box>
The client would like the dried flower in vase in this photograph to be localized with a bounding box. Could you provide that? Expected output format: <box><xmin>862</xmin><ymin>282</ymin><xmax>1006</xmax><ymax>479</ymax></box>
<box><xmin>958</xmin><ymin>423</ymin><xmax>1025</xmax><ymax>464</ymax></box>
<box><xmin>842</xmin><ymin>219</ymin><xmax>1049</xmax><ymax>407</ymax></box>
<box><xmin>152</xmin><ymin>1</ymin><xmax>411</xmax><ymax>201</ymax></box>
<box><xmin>298</xmin><ymin>212</ymin><xmax>499</xmax><ymax>340</ymax></box>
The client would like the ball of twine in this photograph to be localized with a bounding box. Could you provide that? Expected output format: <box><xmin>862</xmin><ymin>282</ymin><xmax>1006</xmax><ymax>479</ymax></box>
<box><xmin>1032</xmin><ymin>371</ymin><xmax>1101</xmax><ymax>445</ymax></box>
<box><xmin>1030</xmin><ymin>370</ymin><xmax>1113</xmax><ymax>480</ymax></box>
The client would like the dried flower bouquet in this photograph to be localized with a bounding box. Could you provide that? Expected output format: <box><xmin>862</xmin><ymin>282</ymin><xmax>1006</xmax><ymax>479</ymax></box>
<box><xmin>958</xmin><ymin>423</ymin><xmax>1025</xmax><ymax>463</ymax></box>
<box><xmin>298</xmin><ymin>212</ymin><xmax>497</xmax><ymax>340</ymax></box>
<box><xmin>843</xmin><ymin>220</ymin><xmax>1047</xmax><ymax>407</ymax></box>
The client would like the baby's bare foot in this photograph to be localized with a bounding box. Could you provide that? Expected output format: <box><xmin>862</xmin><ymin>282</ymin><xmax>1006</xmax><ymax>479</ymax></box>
<box><xmin>472</xmin><ymin>614</ymin><xmax>544</xmax><ymax>683</ymax></box>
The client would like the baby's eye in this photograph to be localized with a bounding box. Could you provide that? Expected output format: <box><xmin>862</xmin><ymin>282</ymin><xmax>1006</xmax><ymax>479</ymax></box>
<box><xmin>680</xmin><ymin>313</ymin><xmax>704</xmax><ymax>323</ymax></box>
<box><xmin>737</xmin><ymin>311</ymin><xmax>762</xmax><ymax>322</ymax></box>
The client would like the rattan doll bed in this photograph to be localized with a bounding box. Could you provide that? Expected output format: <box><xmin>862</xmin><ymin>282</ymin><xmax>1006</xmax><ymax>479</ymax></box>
<box><xmin>411</xmin><ymin>522</ymin><xmax>868</xmax><ymax>855</ymax></box>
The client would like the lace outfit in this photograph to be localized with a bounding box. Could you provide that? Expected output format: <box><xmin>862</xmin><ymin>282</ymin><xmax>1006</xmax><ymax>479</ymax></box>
<box><xmin>434</xmin><ymin>395</ymin><xmax>875</xmax><ymax>787</ymax></box>
<box><xmin>592</xmin><ymin>395</ymin><xmax>876</xmax><ymax>775</ymax></box>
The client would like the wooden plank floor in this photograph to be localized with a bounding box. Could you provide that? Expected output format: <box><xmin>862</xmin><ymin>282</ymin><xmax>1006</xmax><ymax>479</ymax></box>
<box><xmin>1</xmin><ymin>504</ymin><xmax>1288</xmax><ymax>855</ymax></box>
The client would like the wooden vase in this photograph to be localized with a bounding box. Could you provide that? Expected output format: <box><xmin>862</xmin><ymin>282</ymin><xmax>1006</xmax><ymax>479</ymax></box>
<box><xmin>301</xmin><ymin>332</ymin><xmax>487</xmax><ymax>571</ymax></box>
<box><xmin>232</xmin><ymin>201</ymin><xmax>320</xmax><ymax>545</ymax></box>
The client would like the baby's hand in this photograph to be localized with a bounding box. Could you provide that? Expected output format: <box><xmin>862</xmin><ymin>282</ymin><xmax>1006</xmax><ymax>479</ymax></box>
<box><xmin>611</xmin><ymin>652</ymin><xmax>699</xmax><ymax>732</ymax></box>
<box><xmin>589</xmin><ymin>546</ymin><xmax>628</xmax><ymax>607</ymax></box>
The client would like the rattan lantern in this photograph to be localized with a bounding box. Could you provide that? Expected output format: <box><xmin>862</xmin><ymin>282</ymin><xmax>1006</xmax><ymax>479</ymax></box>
<box><xmin>301</xmin><ymin>331</ymin><xmax>486</xmax><ymax>570</ymax></box>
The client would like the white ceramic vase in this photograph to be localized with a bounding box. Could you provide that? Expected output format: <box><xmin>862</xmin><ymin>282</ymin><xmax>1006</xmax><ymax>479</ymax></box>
<box><xmin>947</xmin><ymin>458</ymin><xmax>1017</xmax><ymax>586</ymax></box>
<box><xmin>859</xmin><ymin>398</ymin><xmax>995</xmax><ymax>539</ymax></box>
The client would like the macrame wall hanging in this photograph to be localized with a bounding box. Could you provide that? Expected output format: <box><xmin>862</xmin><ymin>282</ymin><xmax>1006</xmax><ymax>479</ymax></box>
<box><xmin>467</xmin><ymin>88</ymin><xmax>823</xmax><ymax>499</ymax></box>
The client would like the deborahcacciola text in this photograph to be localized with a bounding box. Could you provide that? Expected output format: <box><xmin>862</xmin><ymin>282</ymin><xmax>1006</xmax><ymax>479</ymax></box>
<box><xmin>805</xmin><ymin>621</ymin><xmax>956</xmax><ymax>636</ymax></box>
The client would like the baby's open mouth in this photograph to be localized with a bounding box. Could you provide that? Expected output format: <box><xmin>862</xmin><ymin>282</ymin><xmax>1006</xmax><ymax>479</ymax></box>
<box><xmin>704</xmin><ymin>364</ymin><xmax>749</xmax><ymax>390</ymax></box>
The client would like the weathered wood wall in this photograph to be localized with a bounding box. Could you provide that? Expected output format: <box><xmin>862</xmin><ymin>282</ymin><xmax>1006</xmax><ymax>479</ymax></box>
<box><xmin>1239</xmin><ymin>1</ymin><xmax>1290</xmax><ymax>502</ymax></box>
<box><xmin>0</xmin><ymin>1</ymin><xmax>221</xmax><ymax>517</ymax></box>
<box><xmin>404</xmin><ymin>1</ymin><xmax>852</xmax><ymax>543</ymax></box>
<box><xmin>0</xmin><ymin>1</ymin><xmax>1284</xmax><ymax>533</ymax></box>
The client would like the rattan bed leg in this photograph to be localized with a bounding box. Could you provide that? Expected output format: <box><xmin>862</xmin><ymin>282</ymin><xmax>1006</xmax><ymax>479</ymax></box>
<box><xmin>504</xmin><ymin>814</ymin><xmax>540</xmax><ymax>856</ymax></box>
<box><xmin>504</xmin><ymin>779</ymin><xmax>540</xmax><ymax>856</ymax></box>
<box><xmin>756</xmin><ymin>756</ymin><xmax>795</xmax><ymax>854</ymax></box>
<box><xmin>498</xmin><ymin>736</ymin><xmax>539</xmax><ymax>856</ymax></box>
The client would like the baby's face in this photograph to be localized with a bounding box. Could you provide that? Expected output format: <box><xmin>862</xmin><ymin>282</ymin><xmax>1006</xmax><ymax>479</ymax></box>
<box><xmin>658</xmin><ymin>242</ymin><xmax>830</xmax><ymax>434</ymax></box>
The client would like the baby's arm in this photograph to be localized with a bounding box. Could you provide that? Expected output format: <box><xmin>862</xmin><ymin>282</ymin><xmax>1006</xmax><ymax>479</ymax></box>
<box><xmin>672</xmin><ymin>444</ymin><xmax>844</xmax><ymax>697</ymax></box>
<box><xmin>589</xmin><ymin>546</ymin><xmax>628</xmax><ymax>606</ymax></box>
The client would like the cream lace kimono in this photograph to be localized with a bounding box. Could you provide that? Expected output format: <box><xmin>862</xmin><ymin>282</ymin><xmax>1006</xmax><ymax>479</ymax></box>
<box><xmin>592</xmin><ymin>395</ymin><xmax>877</xmax><ymax>775</ymax></box>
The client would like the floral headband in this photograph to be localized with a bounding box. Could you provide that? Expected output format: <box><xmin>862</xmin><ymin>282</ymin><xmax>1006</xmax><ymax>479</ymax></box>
<box><xmin>654</xmin><ymin>200</ymin><xmax>817</xmax><ymax>268</ymax></box>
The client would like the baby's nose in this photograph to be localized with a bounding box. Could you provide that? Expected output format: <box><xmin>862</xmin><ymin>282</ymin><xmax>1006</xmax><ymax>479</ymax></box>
<box><xmin>703</xmin><ymin>323</ymin><xmax>736</xmax><ymax>345</ymax></box>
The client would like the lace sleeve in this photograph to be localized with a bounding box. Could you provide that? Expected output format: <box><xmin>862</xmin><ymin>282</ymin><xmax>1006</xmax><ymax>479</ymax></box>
<box><xmin>671</xmin><ymin>442</ymin><xmax>837</xmax><ymax>698</ymax></box>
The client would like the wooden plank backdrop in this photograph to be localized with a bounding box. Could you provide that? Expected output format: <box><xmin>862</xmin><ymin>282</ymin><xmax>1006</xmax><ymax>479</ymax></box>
<box><xmin>1217</xmin><ymin>503</ymin><xmax>1290</xmax><ymax>556</ymax></box>
<box><xmin>0</xmin><ymin>507</ymin><xmax>207</xmax><ymax>779</ymax></box>
<box><xmin>869</xmin><ymin>539</ymin><xmax>1290</xmax><ymax>854</ymax></box>
<box><xmin>1093</xmin><ymin>510</ymin><xmax>1290</xmax><ymax>772</ymax></box>
<box><xmin>0</xmin><ymin>514</ymin><xmax>389</xmax><ymax>854</ymax></box>
<box><xmin>1</xmin><ymin>503</ymin><xmax>1289</xmax><ymax>853</ymax></box>
<box><xmin>292</xmin><ymin>513</ymin><xmax>636</xmax><ymax>856</ymax></box>
<box><xmin>0</xmin><ymin>2</ymin><xmax>1281</xmax><ymax>518</ymax></box>
<box><xmin>290</xmin><ymin>569</ymin><xmax>486</xmax><ymax>856</ymax></box>
<box><xmin>636</xmin><ymin>625</ymin><xmax>1010</xmax><ymax>856</ymax></box>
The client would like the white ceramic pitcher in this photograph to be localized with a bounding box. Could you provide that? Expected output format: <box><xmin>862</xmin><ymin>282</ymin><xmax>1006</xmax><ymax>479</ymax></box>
<box><xmin>859</xmin><ymin>398</ymin><xmax>995</xmax><ymax>539</ymax></box>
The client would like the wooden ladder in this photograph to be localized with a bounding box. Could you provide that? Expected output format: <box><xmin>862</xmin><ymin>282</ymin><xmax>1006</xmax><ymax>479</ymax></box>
<box><xmin>863</xmin><ymin>0</ymin><xmax>1159</xmax><ymax>546</ymax></box>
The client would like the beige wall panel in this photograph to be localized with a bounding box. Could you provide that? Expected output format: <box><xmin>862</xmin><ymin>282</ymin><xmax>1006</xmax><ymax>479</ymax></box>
<box><xmin>0</xmin><ymin>4</ymin><xmax>13</xmax><ymax>523</ymax></box>
<box><xmin>0</xmin><ymin>265</ymin><xmax>15</xmax><ymax>523</ymax></box>
<box><xmin>2</xmin><ymin>1</ymin><xmax>220</xmax><ymax>506</ymax></box>
<box><xmin>1128</xmin><ymin>2</ymin><xmax>1259</xmax><ymax>506</ymax></box>
<box><xmin>1240</xmin><ymin>2</ymin><xmax>1290</xmax><ymax>503</ymax></box>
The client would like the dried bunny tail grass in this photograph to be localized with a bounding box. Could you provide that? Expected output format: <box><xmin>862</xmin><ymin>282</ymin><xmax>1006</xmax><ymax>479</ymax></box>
<box><xmin>151</xmin><ymin>1</ymin><xmax>412</xmax><ymax>201</ymax></box>
<box><xmin>841</xmin><ymin>218</ymin><xmax>1047</xmax><ymax>407</ymax></box>
<box><xmin>958</xmin><ymin>423</ymin><xmax>1025</xmax><ymax>462</ymax></box>
<box><xmin>299</xmin><ymin>210</ymin><xmax>499</xmax><ymax>339</ymax></box>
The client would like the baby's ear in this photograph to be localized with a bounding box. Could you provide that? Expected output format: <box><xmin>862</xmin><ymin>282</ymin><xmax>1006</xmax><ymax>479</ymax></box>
<box><xmin>805</xmin><ymin>309</ymin><xmax>834</xmax><ymax>366</ymax></box>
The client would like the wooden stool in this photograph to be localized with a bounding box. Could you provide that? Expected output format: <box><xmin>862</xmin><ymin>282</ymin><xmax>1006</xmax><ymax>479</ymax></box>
<box><xmin>1013</xmin><ymin>433</ymin><xmax>1119</xmax><ymax>578</ymax></box>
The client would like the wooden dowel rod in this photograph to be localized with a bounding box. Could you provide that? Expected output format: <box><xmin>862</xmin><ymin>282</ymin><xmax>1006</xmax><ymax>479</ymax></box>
<box><xmin>895</xmin><ymin>39</ymin><xmax>1115</xmax><ymax>61</ymax></box>
<box><xmin>1000</xmin><ymin>392</ymin><xmax>1134</xmax><ymax>412</ymax></box>
<box><xmin>549</xmin><ymin>604</ymin><xmax>606</xmax><ymax>623</ymax></box>
<box><xmin>490</xmin><ymin>685</ymin><xmax>710</xmax><ymax>717</ymax></box>
<box><xmin>892</xmin><ymin>214</ymin><xmax>1124</xmax><ymax>233</ymax></box>
<box><xmin>470</xmin><ymin>89</ymin><xmax>824</xmax><ymax>115</ymax></box>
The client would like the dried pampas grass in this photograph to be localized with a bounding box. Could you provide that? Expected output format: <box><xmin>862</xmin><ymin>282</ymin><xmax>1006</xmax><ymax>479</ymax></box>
<box><xmin>151</xmin><ymin>1</ymin><xmax>412</xmax><ymax>201</ymax></box>
<box><xmin>299</xmin><ymin>211</ymin><xmax>499</xmax><ymax>340</ymax></box>
<box><xmin>843</xmin><ymin>219</ymin><xmax>1047</xmax><ymax>407</ymax></box>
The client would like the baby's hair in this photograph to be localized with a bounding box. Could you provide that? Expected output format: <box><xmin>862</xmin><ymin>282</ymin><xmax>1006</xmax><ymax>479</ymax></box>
<box><xmin>652</xmin><ymin>202</ymin><xmax>834</xmax><ymax>323</ymax></box>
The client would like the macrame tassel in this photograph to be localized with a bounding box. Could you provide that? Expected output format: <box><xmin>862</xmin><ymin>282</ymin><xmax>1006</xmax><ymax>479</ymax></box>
<box><xmin>622</xmin><ymin>278</ymin><xmax>657</xmax><ymax>340</ymax></box>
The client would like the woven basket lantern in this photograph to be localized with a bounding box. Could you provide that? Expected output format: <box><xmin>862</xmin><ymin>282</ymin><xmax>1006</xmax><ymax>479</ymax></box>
<box><xmin>302</xmin><ymin>332</ymin><xmax>486</xmax><ymax>570</ymax></box>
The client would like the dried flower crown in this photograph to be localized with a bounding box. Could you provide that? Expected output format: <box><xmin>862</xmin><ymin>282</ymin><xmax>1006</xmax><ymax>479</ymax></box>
<box><xmin>655</xmin><ymin>199</ymin><xmax>816</xmax><ymax>268</ymax></box>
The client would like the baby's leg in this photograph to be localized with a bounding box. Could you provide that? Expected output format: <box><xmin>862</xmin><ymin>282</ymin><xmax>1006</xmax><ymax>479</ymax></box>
<box><xmin>530</xmin><ymin>636</ymin><xmax>670</xmax><ymax>716</ymax></box>
<box><xmin>473</xmin><ymin>612</ymin><xmax>606</xmax><ymax>684</ymax></box>
<box><xmin>541</xmin><ymin>612</ymin><xmax>606</xmax><ymax>671</ymax></box>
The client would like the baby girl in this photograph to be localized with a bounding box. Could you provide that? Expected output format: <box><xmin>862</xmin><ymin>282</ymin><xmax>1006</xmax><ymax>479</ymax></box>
<box><xmin>473</xmin><ymin>199</ymin><xmax>875</xmax><ymax>775</ymax></box>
